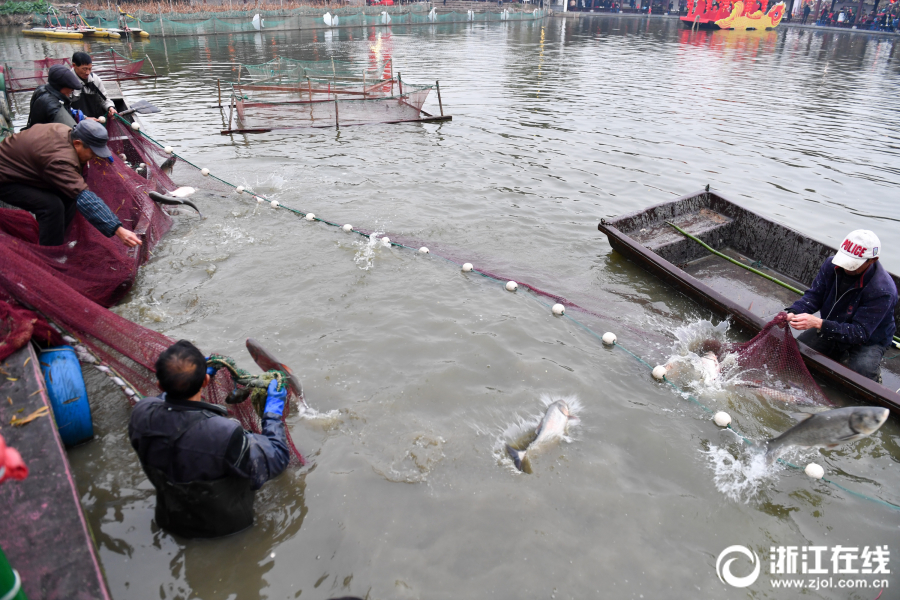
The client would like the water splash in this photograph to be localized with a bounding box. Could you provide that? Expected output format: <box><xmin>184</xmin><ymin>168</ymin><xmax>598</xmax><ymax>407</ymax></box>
<box><xmin>702</xmin><ymin>443</ymin><xmax>779</xmax><ymax>503</ymax></box>
<box><xmin>491</xmin><ymin>394</ymin><xmax>582</xmax><ymax>472</ymax></box>
<box><xmin>353</xmin><ymin>230</ymin><xmax>383</xmax><ymax>271</ymax></box>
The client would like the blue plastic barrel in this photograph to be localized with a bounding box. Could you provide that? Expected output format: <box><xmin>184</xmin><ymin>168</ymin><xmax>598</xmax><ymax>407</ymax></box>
<box><xmin>39</xmin><ymin>346</ymin><xmax>94</xmax><ymax>447</ymax></box>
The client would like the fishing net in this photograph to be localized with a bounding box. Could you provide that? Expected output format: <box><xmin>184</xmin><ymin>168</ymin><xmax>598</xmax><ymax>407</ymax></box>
<box><xmin>726</xmin><ymin>312</ymin><xmax>833</xmax><ymax>406</ymax></box>
<box><xmin>5</xmin><ymin>58</ymin><xmax>72</xmax><ymax>93</ymax></box>
<box><xmin>5</xmin><ymin>51</ymin><xmax>150</xmax><ymax>93</ymax></box>
<box><xmin>77</xmin><ymin>6</ymin><xmax>545</xmax><ymax>37</ymax></box>
<box><xmin>230</xmin><ymin>81</ymin><xmax>433</xmax><ymax>131</ymax></box>
<box><xmin>0</xmin><ymin>119</ymin><xmax>303</xmax><ymax>464</ymax></box>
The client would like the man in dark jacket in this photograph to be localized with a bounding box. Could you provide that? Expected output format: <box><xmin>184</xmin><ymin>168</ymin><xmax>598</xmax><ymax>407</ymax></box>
<box><xmin>787</xmin><ymin>230</ymin><xmax>897</xmax><ymax>382</ymax></box>
<box><xmin>0</xmin><ymin>120</ymin><xmax>141</xmax><ymax>247</ymax></box>
<box><xmin>129</xmin><ymin>340</ymin><xmax>291</xmax><ymax>538</ymax></box>
<box><xmin>25</xmin><ymin>64</ymin><xmax>85</xmax><ymax>130</ymax></box>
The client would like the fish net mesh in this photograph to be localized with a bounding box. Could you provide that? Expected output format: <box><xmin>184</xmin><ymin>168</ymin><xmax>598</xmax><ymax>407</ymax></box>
<box><xmin>727</xmin><ymin>312</ymin><xmax>832</xmax><ymax>406</ymax></box>
<box><xmin>75</xmin><ymin>7</ymin><xmax>546</xmax><ymax>35</ymax></box>
<box><xmin>0</xmin><ymin>118</ymin><xmax>303</xmax><ymax>464</ymax></box>
<box><xmin>229</xmin><ymin>58</ymin><xmax>432</xmax><ymax>131</ymax></box>
<box><xmin>5</xmin><ymin>51</ymin><xmax>148</xmax><ymax>92</ymax></box>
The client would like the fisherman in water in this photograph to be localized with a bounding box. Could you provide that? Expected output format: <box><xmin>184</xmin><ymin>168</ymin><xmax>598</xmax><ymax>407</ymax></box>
<box><xmin>128</xmin><ymin>340</ymin><xmax>290</xmax><ymax>538</ymax></box>
<box><xmin>0</xmin><ymin>120</ymin><xmax>141</xmax><ymax>247</ymax></box>
<box><xmin>787</xmin><ymin>230</ymin><xmax>898</xmax><ymax>383</ymax></box>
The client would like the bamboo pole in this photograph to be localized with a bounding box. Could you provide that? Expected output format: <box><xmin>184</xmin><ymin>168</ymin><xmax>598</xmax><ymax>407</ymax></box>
<box><xmin>307</xmin><ymin>76</ymin><xmax>312</xmax><ymax>101</ymax></box>
<box><xmin>334</xmin><ymin>98</ymin><xmax>339</xmax><ymax>130</ymax></box>
<box><xmin>217</xmin><ymin>79</ymin><xmax>221</xmax><ymax>107</ymax></box>
<box><xmin>435</xmin><ymin>80</ymin><xmax>443</xmax><ymax>116</ymax></box>
<box><xmin>398</xmin><ymin>71</ymin><xmax>403</xmax><ymax>96</ymax></box>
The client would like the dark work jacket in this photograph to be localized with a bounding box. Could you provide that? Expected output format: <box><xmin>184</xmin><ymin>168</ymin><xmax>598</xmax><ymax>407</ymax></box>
<box><xmin>128</xmin><ymin>394</ymin><xmax>290</xmax><ymax>538</ymax></box>
<box><xmin>788</xmin><ymin>257</ymin><xmax>898</xmax><ymax>348</ymax></box>
<box><xmin>25</xmin><ymin>85</ymin><xmax>76</xmax><ymax>130</ymax></box>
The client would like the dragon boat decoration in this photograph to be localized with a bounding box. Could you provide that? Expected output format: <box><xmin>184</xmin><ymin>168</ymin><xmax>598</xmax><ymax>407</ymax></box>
<box><xmin>681</xmin><ymin>0</ymin><xmax>786</xmax><ymax>29</ymax></box>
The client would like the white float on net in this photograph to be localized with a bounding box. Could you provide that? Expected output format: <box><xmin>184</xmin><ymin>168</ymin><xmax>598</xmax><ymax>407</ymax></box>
<box><xmin>131</xmin><ymin>122</ymin><xmax>140</xmax><ymax>131</ymax></box>
<box><xmin>713</xmin><ymin>411</ymin><xmax>732</xmax><ymax>427</ymax></box>
<box><xmin>270</xmin><ymin>200</ymin><xmax>279</xmax><ymax>207</ymax></box>
<box><xmin>235</xmin><ymin>185</ymin><xmax>244</xmax><ymax>194</ymax></box>
<box><xmin>419</xmin><ymin>247</ymin><xmax>429</xmax><ymax>254</ymax></box>
<box><xmin>652</xmin><ymin>365</ymin><xmax>667</xmax><ymax>380</ymax></box>
<box><xmin>306</xmin><ymin>213</ymin><xmax>316</xmax><ymax>221</ymax></box>
<box><xmin>342</xmin><ymin>224</ymin><xmax>353</xmax><ymax>232</ymax></box>
<box><xmin>506</xmin><ymin>281</ymin><xmax>518</xmax><ymax>292</ymax></box>
<box><xmin>602</xmin><ymin>332</ymin><xmax>617</xmax><ymax>345</ymax></box>
<box><xmin>552</xmin><ymin>303</ymin><xmax>565</xmax><ymax>316</ymax></box>
<box><xmin>200</xmin><ymin>168</ymin><xmax>210</xmax><ymax>177</ymax></box>
<box><xmin>462</xmin><ymin>263</ymin><xmax>473</xmax><ymax>272</ymax></box>
<box><xmin>805</xmin><ymin>463</ymin><xmax>825</xmax><ymax>479</ymax></box>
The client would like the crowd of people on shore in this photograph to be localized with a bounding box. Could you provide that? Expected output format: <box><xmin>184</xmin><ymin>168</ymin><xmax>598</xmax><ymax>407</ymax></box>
<box><xmin>811</xmin><ymin>6</ymin><xmax>899</xmax><ymax>30</ymax></box>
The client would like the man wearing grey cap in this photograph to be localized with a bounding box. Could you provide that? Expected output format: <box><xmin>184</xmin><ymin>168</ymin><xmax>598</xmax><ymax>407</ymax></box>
<box><xmin>24</xmin><ymin>64</ymin><xmax>86</xmax><ymax>130</ymax></box>
<box><xmin>0</xmin><ymin>120</ymin><xmax>142</xmax><ymax>247</ymax></box>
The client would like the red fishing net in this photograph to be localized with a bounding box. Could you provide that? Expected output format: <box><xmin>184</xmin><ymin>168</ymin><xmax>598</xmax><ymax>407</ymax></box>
<box><xmin>5</xmin><ymin>58</ymin><xmax>72</xmax><ymax>92</ymax></box>
<box><xmin>727</xmin><ymin>312</ymin><xmax>833</xmax><ymax>406</ymax></box>
<box><xmin>0</xmin><ymin>120</ymin><xmax>303</xmax><ymax>464</ymax></box>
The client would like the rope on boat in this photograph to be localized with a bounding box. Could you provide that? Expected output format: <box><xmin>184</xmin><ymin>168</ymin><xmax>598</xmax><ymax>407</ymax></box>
<box><xmin>121</xmin><ymin>119</ymin><xmax>900</xmax><ymax>512</ymax></box>
<box><xmin>666</xmin><ymin>220</ymin><xmax>900</xmax><ymax>348</ymax></box>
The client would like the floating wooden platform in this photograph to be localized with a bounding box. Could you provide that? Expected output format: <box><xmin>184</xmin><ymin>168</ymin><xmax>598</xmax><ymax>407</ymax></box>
<box><xmin>598</xmin><ymin>188</ymin><xmax>900</xmax><ymax>413</ymax></box>
<box><xmin>0</xmin><ymin>345</ymin><xmax>110</xmax><ymax>600</ymax></box>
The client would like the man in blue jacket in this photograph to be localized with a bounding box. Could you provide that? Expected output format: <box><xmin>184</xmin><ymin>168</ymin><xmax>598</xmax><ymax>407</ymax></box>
<box><xmin>787</xmin><ymin>230</ymin><xmax>897</xmax><ymax>382</ymax></box>
<box><xmin>129</xmin><ymin>340</ymin><xmax>290</xmax><ymax>538</ymax></box>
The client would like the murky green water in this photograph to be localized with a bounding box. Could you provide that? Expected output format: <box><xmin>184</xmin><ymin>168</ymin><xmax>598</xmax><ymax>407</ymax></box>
<box><xmin>3</xmin><ymin>17</ymin><xmax>900</xmax><ymax>599</ymax></box>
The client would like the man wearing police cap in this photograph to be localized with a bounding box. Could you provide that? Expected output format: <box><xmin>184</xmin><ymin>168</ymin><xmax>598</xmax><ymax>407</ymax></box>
<box><xmin>0</xmin><ymin>120</ymin><xmax>142</xmax><ymax>247</ymax></box>
<box><xmin>787</xmin><ymin>230</ymin><xmax>898</xmax><ymax>382</ymax></box>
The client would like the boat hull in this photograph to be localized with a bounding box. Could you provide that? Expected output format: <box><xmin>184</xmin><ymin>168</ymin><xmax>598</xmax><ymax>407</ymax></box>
<box><xmin>598</xmin><ymin>189</ymin><xmax>900</xmax><ymax>413</ymax></box>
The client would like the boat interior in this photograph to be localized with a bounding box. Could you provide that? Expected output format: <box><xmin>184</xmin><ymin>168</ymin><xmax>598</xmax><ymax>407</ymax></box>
<box><xmin>606</xmin><ymin>191</ymin><xmax>900</xmax><ymax>393</ymax></box>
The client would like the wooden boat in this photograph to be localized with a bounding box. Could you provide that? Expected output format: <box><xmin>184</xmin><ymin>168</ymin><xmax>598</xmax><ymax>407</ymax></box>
<box><xmin>22</xmin><ymin>28</ymin><xmax>83</xmax><ymax>39</ymax></box>
<box><xmin>598</xmin><ymin>188</ymin><xmax>900</xmax><ymax>414</ymax></box>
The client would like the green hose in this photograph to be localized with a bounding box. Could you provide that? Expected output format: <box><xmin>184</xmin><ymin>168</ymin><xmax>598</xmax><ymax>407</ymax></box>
<box><xmin>665</xmin><ymin>221</ymin><xmax>900</xmax><ymax>348</ymax></box>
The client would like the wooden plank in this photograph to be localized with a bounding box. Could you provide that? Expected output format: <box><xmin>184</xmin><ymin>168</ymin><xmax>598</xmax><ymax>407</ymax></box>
<box><xmin>0</xmin><ymin>345</ymin><xmax>110</xmax><ymax>600</ymax></box>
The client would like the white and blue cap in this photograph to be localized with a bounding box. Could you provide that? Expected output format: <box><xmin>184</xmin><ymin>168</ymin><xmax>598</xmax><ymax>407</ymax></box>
<box><xmin>72</xmin><ymin>120</ymin><xmax>112</xmax><ymax>159</ymax></box>
<box><xmin>833</xmin><ymin>229</ymin><xmax>881</xmax><ymax>271</ymax></box>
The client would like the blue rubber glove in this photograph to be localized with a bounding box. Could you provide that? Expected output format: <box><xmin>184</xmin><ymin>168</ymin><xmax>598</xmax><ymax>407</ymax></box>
<box><xmin>264</xmin><ymin>379</ymin><xmax>286</xmax><ymax>417</ymax></box>
<box><xmin>70</xmin><ymin>108</ymin><xmax>85</xmax><ymax>123</ymax></box>
<box><xmin>205</xmin><ymin>356</ymin><xmax>218</xmax><ymax>377</ymax></box>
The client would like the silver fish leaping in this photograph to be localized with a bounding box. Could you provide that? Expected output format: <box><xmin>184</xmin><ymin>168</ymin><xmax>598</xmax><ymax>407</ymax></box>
<box><xmin>764</xmin><ymin>406</ymin><xmax>889</xmax><ymax>465</ymax></box>
<box><xmin>506</xmin><ymin>400</ymin><xmax>574</xmax><ymax>473</ymax></box>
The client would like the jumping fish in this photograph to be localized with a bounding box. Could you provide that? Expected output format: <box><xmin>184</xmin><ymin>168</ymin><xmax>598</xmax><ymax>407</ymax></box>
<box><xmin>506</xmin><ymin>400</ymin><xmax>574</xmax><ymax>472</ymax></box>
<box><xmin>763</xmin><ymin>406</ymin><xmax>889</xmax><ymax>464</ymax></box>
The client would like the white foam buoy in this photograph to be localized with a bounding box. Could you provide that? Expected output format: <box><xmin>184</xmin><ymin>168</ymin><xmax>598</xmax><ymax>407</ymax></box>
<box><xmin>139</xmin><ymin>163</ymin><xmax>146</xmax><ymax>169</ymax></box>
<box><xmin>270</xmin><ymin>200</ymin><xmax>279</xmax><ymax>208</ymax></box>
<box><xmin>164</xmin><ymin>146</ymin><xmax>173</xmax><ymax>155</ymax></box>
<box><xmin>306</xmin><ymin>213</ymin><xmax>315</xmax><ymax>221</ymax></box>
<box><xmin>552</xmin><ymin>303</ymin><xmax>565</xmax><ymax>316</ymax></box>
<box><xmin>119</xmin><ymin>154</ymin><xmax>127</xmax><ymax>161</ymax></box>
<box><xmin>94</xmin><ymin>365</ymin><xmax>110</xmax><ymax>374</ymax></box>
<box><xmin>419</xmin><ymin>247</ymin><xmax>429</xmax><ymax>254</ymax></box>
<box><xmin>602</xmin><ymin>332</ymin><xmax>617</xmax><ymax>345</ymax></box>
<box><xmin>235</xmin><ymin>186</ymin><xmax>244</xmax><ymax>194</ymax></box>
<box><xmin>131</xmin><ymin>122</ymin><xmax>140</xmax><ymax>131</ymax></box>
<box><xmin>382</xmin><ymin>236</ymin><xmax>391</xmax><ymax>245</ymax></box>
<box><xmin>255</xmin><ymin>196</ymin><xmax>264</xmax><ymax>203</ymax></box>
<box><xmin>713</xmin><ymin>411</ymin><xmax>732</xmax><ymax>427</ymax></box>
<box><xmin>62</xmin><ymin>335</ymin><xmax>76</xmax><ymax>344</ymax></box>
<box><xmin>652</xmin><ymin>365</ymin><xmax>667</xmax><ymax>380</ymax></box>
<box><xmin>98</xmin><ymin>116</ymin><xmax>106</xmax><ymax>124</ymax></box>
<box><xmin>805</xmin><ymin>463</ymin><xmax>825</xmax><ymax>479</ymax></box>
<box><xmin>506</xmin><ymin>281</ymin><xmax>518</xmax><ymax>292</ymax></box>
<box><xmin>462</xmin><ymin>263</ymin><xmax>473</xmax><ymax>272</ymax></box>
<box><xmin>200</xmin><ymin>168</ymin><xmax>210</xmax><ymax>177</ymax></box>
<box><xmin>342</xmin><ymin>224</ymin><xmax>353</xmax><ymax>232</ymax></box>
<box><xmin>124</xmin><ymin>387</ymin><xmax>135</xmax><ymax>397</ymax></box>
<box><xmin>111</xmin><ymin>377</ymin><xmax>125</xmax><ymax>386</ymax></box>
